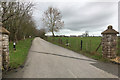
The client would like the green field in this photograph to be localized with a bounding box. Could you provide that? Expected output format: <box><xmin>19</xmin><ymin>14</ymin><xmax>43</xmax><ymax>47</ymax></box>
<box><xmin>9</xmin><ymin>38</ymin><xmax>33</xmax><ymax>69</ymax></box>
<box><xmin>47</xmin><ymin>37</ymin><xmax>102</xmax><ymax>53</ymax></box>
<box><xmin>46</xmin><ymin>36</ymin><xmax>119</xmax><ymax>62</ymax></box>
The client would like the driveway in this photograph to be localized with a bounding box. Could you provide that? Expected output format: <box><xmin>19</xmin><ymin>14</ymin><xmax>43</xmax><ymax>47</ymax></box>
<box><xmin>3</xmin><ymin>37</ymin><xmax>118</xmax><ymax>78</ymax></box>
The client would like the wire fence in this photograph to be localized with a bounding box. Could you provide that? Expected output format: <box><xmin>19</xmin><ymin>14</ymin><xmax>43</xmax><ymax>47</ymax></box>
<box><xmin>47</xmin><ymin>37</ymin><xmax>102</xmax><ymax>54</ymax></box>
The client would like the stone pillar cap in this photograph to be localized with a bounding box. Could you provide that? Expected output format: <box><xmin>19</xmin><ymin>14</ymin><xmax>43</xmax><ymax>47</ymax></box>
<box><xmin>101</xmin><ymin>25</ymin><xmax>119</xmax><ymax>34</ymax></box>
<box><xmin>0</xmin><ymin>27</ymin><xmax>10</xmax><ymax>35</ymax></box>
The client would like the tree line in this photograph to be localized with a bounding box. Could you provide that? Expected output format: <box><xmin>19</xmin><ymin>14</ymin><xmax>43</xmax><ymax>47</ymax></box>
<box><xmin>0</xmin><ymin>2</ymin><xmax>64</xmax><ymax>41</ymax></box>
<box><xmin>0</xmin><ymin>2</ymin><xmax>39</xmax><ymax>41</ymax></box>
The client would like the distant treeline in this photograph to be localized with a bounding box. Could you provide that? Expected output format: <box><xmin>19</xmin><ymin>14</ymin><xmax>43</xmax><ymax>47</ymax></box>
<box><xmin>47</xmin><ymin>35</ymin><xmax>102</xmax><ymax>37</ymax></box>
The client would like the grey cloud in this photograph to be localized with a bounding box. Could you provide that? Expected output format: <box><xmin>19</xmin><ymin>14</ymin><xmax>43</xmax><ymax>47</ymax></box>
<box><xmin>32</xmin><ymin>2</ymin><xmax>118</xmax><ymax>36</ymax></box>
<box><xmin>61</xmin><ymin>2</ymin><xmax>117</xmax><ymax>31</ymax></box>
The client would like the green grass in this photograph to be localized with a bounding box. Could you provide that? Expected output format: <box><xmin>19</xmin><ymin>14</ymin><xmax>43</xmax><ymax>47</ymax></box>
<box><xmin>9</xmin><ymin>38</ymin><xmax>33</xmax><ymax>69</ymax></box>
<box><xmin>46</xmin><ymin>37</ymin><xmax>115</xmax><ymax>62</ymax></box>
<box><xmin>47</xmin><ymin>37</ymin><xmax>102</xmax><ymax>53</ymax></box>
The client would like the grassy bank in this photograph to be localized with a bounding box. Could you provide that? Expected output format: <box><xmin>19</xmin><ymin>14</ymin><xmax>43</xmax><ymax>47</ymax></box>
<box><xmin>46</xmin><ymin>37</ymin><xmax>111</xmax><ymax>62</ymax></box>
<box><xmin>9</xmin><ymin>38</ymin><xmax>33</xmax><ymax>69</ymax></box>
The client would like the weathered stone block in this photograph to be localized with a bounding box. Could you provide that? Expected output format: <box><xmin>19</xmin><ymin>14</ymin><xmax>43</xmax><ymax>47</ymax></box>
<box><xmin>0</xmin><ymin>35</ymin><xmax>2</xmax><ymax>41</ymax></box>
<box><xmin>2</xmin><ymin>41</ymin><xmax>8</xmax><ymax>46</ymax></box>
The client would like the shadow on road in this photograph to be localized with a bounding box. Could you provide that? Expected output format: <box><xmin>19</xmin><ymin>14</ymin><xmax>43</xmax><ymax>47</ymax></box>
<box><xmin>30</xmin><ymin>50</ymin><xmax>97</xmax><ymax>62</ymax></box>
<box><xmin>90</xmin><ymin>62</ymin><xmax>118</xmax><ymax>77</ymax></box>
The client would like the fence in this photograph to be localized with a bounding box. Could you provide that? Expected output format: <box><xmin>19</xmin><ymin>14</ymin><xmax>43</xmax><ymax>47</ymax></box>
<box><xmin>47</xmin><ymin>37</ymin><xmax>102</xmax><ymax>54</ymax></box>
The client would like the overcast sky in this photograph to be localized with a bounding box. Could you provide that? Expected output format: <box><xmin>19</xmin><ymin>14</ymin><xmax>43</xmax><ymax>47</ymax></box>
<box><xmin>31</xmin><ymin>1</ymin><xmax>118</xmax><ymax>36</ymax></box>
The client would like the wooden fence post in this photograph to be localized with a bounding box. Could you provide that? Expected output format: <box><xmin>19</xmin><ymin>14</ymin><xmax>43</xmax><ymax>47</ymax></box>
<box><xmin>86</xmin><ymin>42</ymin><xmax>88</xmax><ymax>51</ymax></box>
<box><xmin>58</xmin><ymin>38</ymin><xmax>60</xmax><ymax>44</ymax></box>
<box><xmin>81</xmin><ymin>40</ymin><xmax>83</xmax><ymax>50</ymax></box>
<box><xmin>66</xmin><ymin>39</ymin><xmax>69</xmax><ymax>46</ymax></box>
<box><xmin>61</xmin><ymin>39</ymin><xmax>62</xmax><ymax>44</ymax></box>
<box><xmin>90</xmin><ymin>40</ymin><xmax>91</xmax><ymax>52</ymax></box>
<box><xmin>96</xmin><ymin>42</ymin><xmax>101</xmax><ymax>52</ymax></box>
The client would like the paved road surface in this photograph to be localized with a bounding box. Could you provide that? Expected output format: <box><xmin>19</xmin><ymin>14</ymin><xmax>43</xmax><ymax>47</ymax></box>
<box><xmin>3</xmin><ymin>37</ymin><xmax>118</xmax><ymax>78</ymax></box>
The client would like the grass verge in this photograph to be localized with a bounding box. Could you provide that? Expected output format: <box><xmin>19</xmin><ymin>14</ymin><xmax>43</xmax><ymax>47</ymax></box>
<box><xmin>8</xmin><ymin>38</ymin><xmax>33</xmax><ymax>69</ymax></box>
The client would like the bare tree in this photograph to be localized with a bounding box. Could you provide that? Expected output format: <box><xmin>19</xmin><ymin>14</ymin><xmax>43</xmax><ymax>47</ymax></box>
<box><xmin>0</xmin><ymin>2</ymin><xmax>37</xmax><ymax>41</ymax></box>
<box><xmin>42</xmin><ymin>7</ymin><xmax>64</xmax><ymax>37</ymax></box>
<box><xmin>82</xmin><ymin>31</ymin><xmax>89</xmax><ymax>37</ymax></box>
<box><xmin>85</xmin><ymin>31</ymin><xmax>89</xmax><ymax>37</ymax></box>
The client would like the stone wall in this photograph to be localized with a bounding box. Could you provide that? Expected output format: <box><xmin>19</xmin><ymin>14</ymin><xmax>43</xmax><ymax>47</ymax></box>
<box><xmin>0</xmin><ymin>32</ymin><xmax>2</xmax><ymax>79</ymax></box>
<box><xmin>0</xmin><ymin>26</ymin><xmax>10</xmax><ymax>71</ymax></box>
<box><xmin>0</xmin><ymin>22</ymin><xmax>2</xmax><ymax>79</ymax></box>
<box><xmin>102</xmin><ymin>34</ymin><xmax>117</xmax><ymax>58</ymax></box>
<box><xmin>2</xmin><ymin>33</ymin><xmax>9</xmax><ymax>70</ymax></box>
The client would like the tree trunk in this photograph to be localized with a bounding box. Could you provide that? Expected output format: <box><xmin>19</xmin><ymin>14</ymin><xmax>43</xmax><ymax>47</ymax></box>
<box><xmin>15</xmin><ymin>32</ymin><xmax>18</xmax><ymax>42</ymax></box>
<box><xmin>14</xmin><ymin>29</ymin><xmax>18</xmax><ymax>42</ymax></box>
<box><xmin>52</xmin><ymin>31</ymin><xmax>55</xmax><ymax>37</ymax></box>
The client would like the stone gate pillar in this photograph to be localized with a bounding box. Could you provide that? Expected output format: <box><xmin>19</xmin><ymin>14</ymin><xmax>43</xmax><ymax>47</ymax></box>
<box><xmin>101</xmin><ymin>25</ymin><xmax>119</xmax><ymax>59</ymax></box>
<box><xmin>0</xmin><ymin>22</ymin><xmax>10</xmax><ymax>70</ymax></box>
<box><xmin>0</xmin><ymin>22</ymin><xmax>2</xmax><ymax>78</ymax></box>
